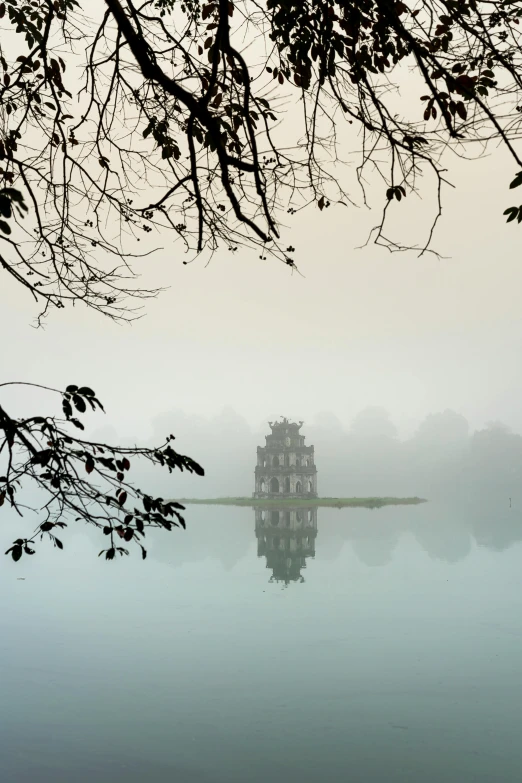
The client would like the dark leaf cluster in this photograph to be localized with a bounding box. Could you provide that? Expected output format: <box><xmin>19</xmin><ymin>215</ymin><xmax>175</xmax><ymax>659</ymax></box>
<box><xmin>0</xmin><ymin>382</ymin><xmax>203</xmax><ymax>562</ymax></box>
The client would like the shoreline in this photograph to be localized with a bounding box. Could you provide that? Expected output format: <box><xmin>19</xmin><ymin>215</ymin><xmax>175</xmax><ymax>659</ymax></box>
<box><xmin>176</xmin><ymin>496</ymin><xmax>427</xmax><ymax>509</ymax></box>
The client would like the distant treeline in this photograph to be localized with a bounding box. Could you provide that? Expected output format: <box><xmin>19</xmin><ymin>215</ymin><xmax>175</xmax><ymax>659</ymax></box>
<box><xmin>135</xmin><ymin>406</ymin><xmax>522</xmax><ymax>503</ymax></box>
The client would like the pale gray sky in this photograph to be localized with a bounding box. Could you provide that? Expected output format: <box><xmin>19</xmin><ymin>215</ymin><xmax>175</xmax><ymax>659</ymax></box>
<box><xmin>3</xmin><ymin>130</ymin><xmax>522</xmax><ymax>441</ymax></box>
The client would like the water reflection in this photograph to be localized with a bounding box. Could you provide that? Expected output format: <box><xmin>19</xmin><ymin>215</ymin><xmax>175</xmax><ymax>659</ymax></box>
<box><xmin>255</xmin><ymin>506</ymin><xmax>317</xmax><ymax>585</ymax></box>
<box><xmin>140</xmin><ymin>493</ymin><xmax>522</xmax><ymax>576</ymax></box>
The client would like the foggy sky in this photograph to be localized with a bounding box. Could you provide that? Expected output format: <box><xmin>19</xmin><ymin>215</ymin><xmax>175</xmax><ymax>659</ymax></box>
<box><xmin>3</xmin><ymin>132</ymin><xmax>522</xmax><ymax>441</ymax></box>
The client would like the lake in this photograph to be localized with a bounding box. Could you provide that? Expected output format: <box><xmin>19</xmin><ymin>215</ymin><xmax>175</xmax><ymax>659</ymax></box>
<box><xmin>2</xmin><ymin>498</ymin><xmax>522</xmax><ymax>782</ymax></box>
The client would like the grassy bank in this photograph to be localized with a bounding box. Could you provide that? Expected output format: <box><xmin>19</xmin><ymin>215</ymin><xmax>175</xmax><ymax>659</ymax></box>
<box><xmin>177</xmin><ymin>496</ymin><xmax>426</xmax><ymax>509</ymax></box>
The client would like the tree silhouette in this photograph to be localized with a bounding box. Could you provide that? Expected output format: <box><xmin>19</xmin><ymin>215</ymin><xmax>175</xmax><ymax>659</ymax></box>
<box><xmin>0</xmin><ymin>0</ymin><xmax>521</xmax><ymax>320</ymax></box>
<box><xmin>3</xmin><ymin>0</ymin><xmax>522</xmax><ymax>559</ymax></box>
<box><xmin>1</xmin><ymin>381</ymin><xmax>204</xmax><ymax>561</ymax></box>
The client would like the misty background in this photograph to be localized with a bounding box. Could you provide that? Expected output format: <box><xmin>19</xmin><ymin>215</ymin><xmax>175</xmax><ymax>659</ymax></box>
<box><xmin>141</xmin><ymin>405</ymin><xmax>522</xmax><ymax>508</ymax></box>
<box><xmin>3</xmin><ymin>116</ymin><xmax>522</xmax><ymax>528</ymax></box>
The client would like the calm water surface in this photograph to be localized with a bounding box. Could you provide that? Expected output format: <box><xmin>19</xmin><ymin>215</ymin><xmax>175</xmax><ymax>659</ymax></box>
<box><xmin>2</xmin><ymin>500</ymin><xmax>522</xmax><ymax>782</ymax></box>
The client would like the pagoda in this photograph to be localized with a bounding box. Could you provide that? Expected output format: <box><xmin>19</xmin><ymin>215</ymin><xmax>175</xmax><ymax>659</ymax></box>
<box><xmin>254</xmin><ymin>417</ymin><xmax>318</xmax><ymax>498</ymax></box>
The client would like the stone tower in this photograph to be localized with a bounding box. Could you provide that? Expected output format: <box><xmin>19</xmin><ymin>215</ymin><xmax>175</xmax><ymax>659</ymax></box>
<box><xmin>254</xmin><ymin>418</ymin><xmax>318</xmax><ymax>498</ymax></box>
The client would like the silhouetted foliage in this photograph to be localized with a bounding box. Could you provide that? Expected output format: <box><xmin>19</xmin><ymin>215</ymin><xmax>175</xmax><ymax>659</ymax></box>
<box><xmin>0</xmin><ymin>0</ymin><xmax>521</xmax><ymax>322</ymax></box>
<box><xmin>2</xmin><ymin>0</ymin><xmax>522</xmax><ymax>559</ymax></box>
<box><xmin>1</xmin><ymin>381</ymin><xmax>204</xmax><ymax>562</ymax></box>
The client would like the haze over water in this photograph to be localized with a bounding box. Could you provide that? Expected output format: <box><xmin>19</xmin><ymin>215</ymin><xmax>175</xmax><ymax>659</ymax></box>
<box><xmin>2</xmin><ymin>497</ymin><xmax>522</xmax><ymax>783</ymax></box>
<box><xmin>2</xmin><ymin>67</ymin><xmax>522</xmax><ymax>783</ymax></box>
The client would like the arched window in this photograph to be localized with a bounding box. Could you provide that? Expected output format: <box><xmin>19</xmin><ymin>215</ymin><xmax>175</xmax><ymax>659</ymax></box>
<box><xmin>284</xmin><ymin>477</ymin><xmax>290</xmax><ymax>493</ymax></box>
<box><xmin>285</xmin><ymin>454</ymin><xmax>289</xmax><ymax>467</ymax></box>
<box><xmin>272</xmin><ymin>455</ymin><xmax>279</xmax><ymax>467</ymax></box>
<box><xmin>271</xmin><ymin>511</ymin><xmax>279</xmax><ymax>527</ymax></box>
<box><xmin>295</xmin><ymin>456</ymin><xmax>300</xmax><ymax>467</ymax></box>
<box><xmin>308</xmin><ymin>481</ymin><xmax>313</xmax><ymax>493</ymax></box>
<box><xmin>270</xmin><ymin>477</ymin><xmax>279</xmax><ymax>493</ymax></box>
<box><xmin>259</xmin><ymin>479</ymin><xmax>266</xmax><ymax>493</ymax></box>
<box><xmin>295</xmin><ymin>480</ymin><xmax>302</xmax><ymax>494</ymax></box>
<box><xmin>285</xmin><ymin>511</ymin><xmax>291</xmax><ymax>527</ymax></box>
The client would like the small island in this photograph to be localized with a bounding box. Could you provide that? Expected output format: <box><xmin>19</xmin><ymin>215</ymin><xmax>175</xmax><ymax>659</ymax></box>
<box><xmin>178</xmin><ymin>497</ymin><xmax>426</xmax><ymax>509</ymax></box>
<box><xmin>178</xmin><ymin>419</ymin><xmax>425</xmax><ymax>511</ymax></box>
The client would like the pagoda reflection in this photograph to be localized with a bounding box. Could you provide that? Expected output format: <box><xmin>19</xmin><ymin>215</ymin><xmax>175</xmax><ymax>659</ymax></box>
<box><xmin>255</xmin><ymin>506</ymin><xmax>317</xmax><ymax>585</ymax></box>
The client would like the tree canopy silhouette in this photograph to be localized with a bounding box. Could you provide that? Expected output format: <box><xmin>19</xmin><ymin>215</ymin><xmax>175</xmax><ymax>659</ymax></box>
<box><xmin>0</xmin><ymin>0</ymin><xmax>521</xmax><ymax>318</ymax></box>
<box><xmin>2</xmin><ymin>0</ymin><xmax>522</xmax><ymax>560</ymax></box>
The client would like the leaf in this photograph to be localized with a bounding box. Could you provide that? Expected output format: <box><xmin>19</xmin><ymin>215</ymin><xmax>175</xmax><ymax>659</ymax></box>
<box><xmin>34</xmin><ymin>449</ymin><xmax>54</xmax><ymax>469</ymax></box>
<box><xmin>70</xmin><ymin>418</ymin><xmax>85</xmax><ymax>430</ymax></box>
<box><xmin>0</xmin><ymin>195</ymin><xmax>12</xmax><ymax>218</ymax></box>
<box><xmin>54</xmin><ymin>537</ymin><xmax>63</xmax><ymax>550</ymax></box>
<box><xmin>106</xmin><ymin>547</ymin><xmax>115</xmax><ymax>561</ymax></box>
<box><xmin>510</xmin><ymin>172</ymin><xmax>522</xmax><ymax>190</ymax></box>
<box><xmin>0</xmin><ymin>220</ymin><xmax>11</xmax><ymax>235</ymax></box>
<box><xmin>78</xmin><ymin>386</ymin><xmax>95</xmax><ymax>397</ymax></box>
<box><xmin>72</xmin><ymin>395</ymin><xmax>86</xmax><ymax>413</ymax></box>
<box><xmin>85</xmin><ymin>456</ymin><xmax>95</xmax><ymax>474</ymax></box>
<box><xmin>11</xmin><ymin>545</ymin><xmax>22</xmax><ymax>562</ymax></box>
<box><xmin>124</xmin><ymin>528</ymin><xmax>133</xmax><ymax>542</ymax></box>
<box><xmin>62</xmin><ymin>398</ymin><xmax>72</xmax><ymax>418</ymax></box>
<box><xmin>318</xmin><ymin>196</ymin><xmax>325</xmax><ymax>210</ymax></box>
<box><xmin>455</xmin><ymin>102</ymin><xmax>467</xmax><ymax>121</ymax></box>
<box><xmin>122</xmin><ymin>457</ymin><xmax>130</xmax><ymax>471</ymax></box>
<box><xmin>99</xmin><ymin>457</ymin><xmax>116</xmax><ymax>471</ymax></box>
<box><xmin>118</xmin><ymin>491</ymin><xmax>127</xmax><ymax>507</ymax></box>
<box><xmin>202</xmin><ymin>3</ymin><xmax>215</xmax><ymax>20</ymax></box>
<box><xmin>40</xmin><ymin>521</ymin><xmax>54</xmax><ymax>532</ymax></box>
<box><xmin>504</xmin><ymin>207</ymin><xmax>518</xmax><ymax>223</ymax></box>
